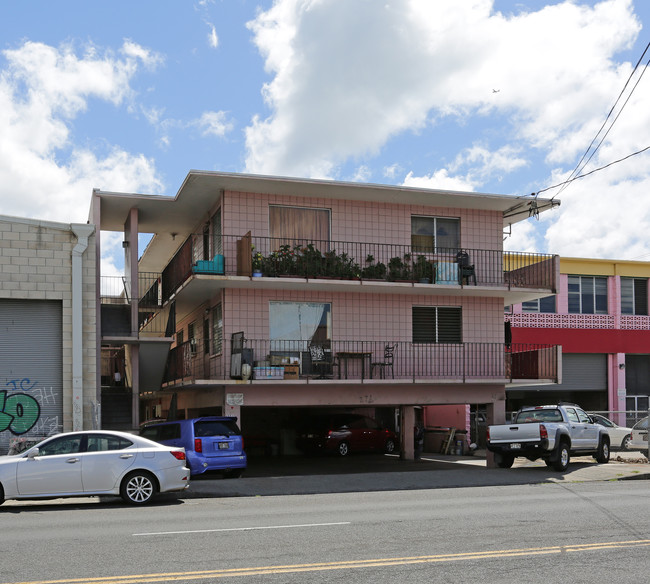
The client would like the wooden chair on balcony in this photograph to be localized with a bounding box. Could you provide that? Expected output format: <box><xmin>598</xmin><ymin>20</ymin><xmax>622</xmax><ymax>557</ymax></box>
<box><xmin>456</xmin><ymin>250</ymin><xmax>477</xmax><ymax>285</ymax></box>
<box><xmin>371</xmin><ymin>344</ymin><xmax>396</xmax><ymax>379</ymax></box>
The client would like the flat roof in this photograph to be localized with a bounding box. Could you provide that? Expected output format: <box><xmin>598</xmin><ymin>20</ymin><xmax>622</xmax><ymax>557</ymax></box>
<box><xmin>90</xmin><ymin>170</ymin><xmax>559</xmax><ymax>271</ymax></box>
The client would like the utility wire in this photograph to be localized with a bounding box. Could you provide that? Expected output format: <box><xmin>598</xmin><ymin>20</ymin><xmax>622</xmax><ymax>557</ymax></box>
<box><xmin>550</xmin><ymin>41</ymin><xmax>650</xmax><ymax>200</ymax></box>
<box><xmin>537</xmin><ymin>144</ymin><xmax>650</xmax><ymax>196</ymax></box>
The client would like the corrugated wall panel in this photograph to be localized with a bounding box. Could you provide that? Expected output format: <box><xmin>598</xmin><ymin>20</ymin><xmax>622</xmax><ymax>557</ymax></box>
<box><xmin>528</xmin><ymin>353</ymin><xmax>607</xmax><ymax>392</ymax></box>
<box><xmin>0</xmin><ymin>300</ymin><xmax>63</xmax><ymax>454</ymax></box>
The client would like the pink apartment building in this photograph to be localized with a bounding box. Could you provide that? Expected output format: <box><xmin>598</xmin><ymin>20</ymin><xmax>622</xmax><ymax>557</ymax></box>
<box><xmin>90</xmin><ymin>171</ymin><xmax>560</xmax><ymax>460</ymax></box>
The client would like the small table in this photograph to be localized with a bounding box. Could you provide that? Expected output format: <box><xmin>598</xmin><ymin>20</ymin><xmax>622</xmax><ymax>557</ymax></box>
<box><xmin>336</xmin><ymin>351</ymin><xmax>372</xmax><ymax>380</ymax></box>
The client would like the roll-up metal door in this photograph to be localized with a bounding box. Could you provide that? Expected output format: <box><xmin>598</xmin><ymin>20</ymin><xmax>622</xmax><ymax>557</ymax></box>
<box><xmin>531</xmin><ymin>353</ymin><xmax>607</xmax><ymax>392</ymax></box>
<box><xmin>0</xmin><ymin>300</ymin><xmax>63</xmax><ymax>454</ymax></box>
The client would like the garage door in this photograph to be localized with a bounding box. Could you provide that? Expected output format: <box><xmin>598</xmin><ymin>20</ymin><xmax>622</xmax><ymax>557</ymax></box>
<box><xmin>0</xmin><ymin>300</ymin><xmax>63</xmax><ymax>454</ymax></box>
<box><xmin>532</xmin><ymin>353</ymin><xmax>607</xmax><ymax>392</ymax></box>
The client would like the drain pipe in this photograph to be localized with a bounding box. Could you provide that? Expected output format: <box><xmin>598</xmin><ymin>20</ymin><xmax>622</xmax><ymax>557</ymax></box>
<box><xmin>71</xmin><ymin>224</ymin><xmax>95</xmax><ymax>431</ymax></box>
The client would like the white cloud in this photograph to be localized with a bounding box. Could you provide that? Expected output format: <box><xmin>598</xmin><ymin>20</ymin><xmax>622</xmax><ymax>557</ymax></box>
<box><xmin>207</xmin><ymin>23</ymin><xmax>219</xmax><ymax>49</ymax></box>
<box><xmin>197</xmin><ymin>111</ymin><xmax>233</xmax><ymax>137</ymax></box>
<box><xmin>0</xmin><ymin>40</ymin><xmax>164</xmax><ymax>223</ymax></box>
<box><xmin>403</xmin><ymin>169</ymin><xmax>475</xmax><ymax>193</ymax></box>
<box><xmin>244</xmin><ymin>0</ymin><xmax>650</xmax><ymax>259</ymax></box>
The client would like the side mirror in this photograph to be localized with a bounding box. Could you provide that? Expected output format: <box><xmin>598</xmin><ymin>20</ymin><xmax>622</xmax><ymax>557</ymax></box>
<box><xmin>27</xmin><ymin>448</ymin><xmax>40</xmax><ymax>459</ymax></box>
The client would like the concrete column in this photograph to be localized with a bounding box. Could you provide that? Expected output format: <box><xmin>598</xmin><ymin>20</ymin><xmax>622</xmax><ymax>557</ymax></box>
<box><xmin>400</xmin><ymin>406</ymin><xmax>415</xmax><ymax>460</ymax></box>
<box><xmin>485</xmin><ymin>400</ymin><xmax>506</xmax><ymax>468</ymax></box>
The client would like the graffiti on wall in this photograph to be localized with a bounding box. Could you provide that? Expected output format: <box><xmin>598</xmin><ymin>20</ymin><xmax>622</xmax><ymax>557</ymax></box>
<box><xmin>0</xmin><ymin>378</ymin><xmax>62</xmax><ymax>454</ymax></box>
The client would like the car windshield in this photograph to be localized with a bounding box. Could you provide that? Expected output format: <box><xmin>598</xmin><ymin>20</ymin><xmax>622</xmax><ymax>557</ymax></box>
<box><xmin>632</xmin><ymin>417</ymin><xmax>648</xmax><ymax>430</ymax></box>
<box><xmin>194</xmin><ymin>420</ymin><xmax>240</xmax><ymax>437</ymax></box>
<box><xmin>514</xmin><ymin>409</ymin><xmax>563</xmax><ymax>423</ymax></box>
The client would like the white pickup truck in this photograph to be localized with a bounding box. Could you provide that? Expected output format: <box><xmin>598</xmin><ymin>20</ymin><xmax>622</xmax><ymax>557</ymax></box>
<box><xmin>486</xmin><ymin>404</ymin><xmax>611</xmax><ymax>471</ymax></box>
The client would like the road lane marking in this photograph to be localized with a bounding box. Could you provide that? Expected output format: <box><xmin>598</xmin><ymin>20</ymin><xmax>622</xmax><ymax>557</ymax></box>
<box><xmin>6</xmin><ymin>539</ymin><xmax>650</xmax><ymax>584</ymax></box>
<box><xmin>132</xmin><ymin>521</ymin><xmax>351</xmax><ymax>536</ymax></box>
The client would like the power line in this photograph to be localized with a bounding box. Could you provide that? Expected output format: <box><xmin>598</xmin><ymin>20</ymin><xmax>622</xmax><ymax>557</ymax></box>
<box><xmin>549</xmin><ymin>41</ymin><xmax>650</xmax><ymax>199</ymax></box>
<box><xmin>537</xmin><ymin>145</ymin><xmax>650</xmax><ymax>196</ymax></box>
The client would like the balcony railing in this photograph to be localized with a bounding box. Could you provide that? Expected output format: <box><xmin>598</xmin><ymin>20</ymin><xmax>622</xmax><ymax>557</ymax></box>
<box><xmin>161</xmin><ymin>340</ymin><xmax>558</xmax><ymax>386</ymax></box>
<box><xmin>159</xmin><ymin>234</ymin><xmax>557</xmax><ymax>304</ymax></box>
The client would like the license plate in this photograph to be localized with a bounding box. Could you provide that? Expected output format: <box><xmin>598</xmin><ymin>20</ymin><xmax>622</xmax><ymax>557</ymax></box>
<box><xmin>218</xmin><ymin>442</ymin><xmax>229</xmax><ymax>450</ymax></box>
<box><xmin>510</xmin><ymin>443</ymin><xmax>521</xmax><ymax>449</ymax></box>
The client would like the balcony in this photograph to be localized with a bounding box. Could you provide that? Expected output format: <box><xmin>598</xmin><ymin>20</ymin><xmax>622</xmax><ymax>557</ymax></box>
<box><xmin>161</xmin><ymin>340</ymin><xmax>559</xmax><ymax>387</ymax></box>
<box><xmin>158</xmin><ymin>234</ymin><xmax>557</xmax><ymax>306</ymax></box>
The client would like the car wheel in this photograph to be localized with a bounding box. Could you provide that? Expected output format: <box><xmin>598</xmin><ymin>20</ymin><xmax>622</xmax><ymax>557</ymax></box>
<box><xmin>553</xmin><ymin>442</ymin><xmax>570</xmax><ymax>472</ymax></box>
<box><xmin>337</xmin><ymin>441</ymin><xmax>350</xmax><ymax>457</ymax></box>
<box><xmin>621</xmin><ymin>435</ymin><xmax>632</xmax><ymax>450</ymax></box>
<box><xmin>494</xmin><ymin>452</ymin><xmax>514</xmax><ymax>468</ymax></box>
<box><xmin>0</xmin><ymin>483</ymin><xmax>4</xmax><ymax>506</ymax></box>
<box><xmin>385</xmin><ymin>438</ymin><xmax>396</xmax><ymax>454</ymax></box>
<box><xmin>642</xmin><ymin>449</ymin><xmax>649</xmax><ymax>459</ymax></box>
<box><xmin>595</xmin><ymin>437</ymin><xmax>610</xmax><ymax>464</ymax></box>
<box><xmin>120</xmin><ymin>471</ymin><xmax>157</xmax><ymax>505</ymax></box>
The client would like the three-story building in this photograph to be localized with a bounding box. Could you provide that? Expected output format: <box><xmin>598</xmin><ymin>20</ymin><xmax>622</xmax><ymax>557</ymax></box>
<box><xmin>91</xmin><ymin>171</ymin><xmax>560</xmax><ymax>459</ymax></box>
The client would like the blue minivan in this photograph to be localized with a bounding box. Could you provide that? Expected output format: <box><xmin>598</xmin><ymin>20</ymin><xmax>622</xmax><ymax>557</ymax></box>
<box><xmin>140</xmin><ymin>417</ymin><xmax>247</xmax><ymax>477</ymax></box>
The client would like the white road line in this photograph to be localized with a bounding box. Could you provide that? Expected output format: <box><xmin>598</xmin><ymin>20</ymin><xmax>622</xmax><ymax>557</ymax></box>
<box><xmin>133</xmin><ymin>521</ymin><xmax>351</xmax><ymax>536</ymax></box>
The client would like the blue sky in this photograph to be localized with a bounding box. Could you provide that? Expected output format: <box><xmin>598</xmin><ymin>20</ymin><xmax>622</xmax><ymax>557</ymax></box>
<box><xmin>2</xmin><ymin>0</ymin><xmax>650</xmax><ymax>274</ymax></box>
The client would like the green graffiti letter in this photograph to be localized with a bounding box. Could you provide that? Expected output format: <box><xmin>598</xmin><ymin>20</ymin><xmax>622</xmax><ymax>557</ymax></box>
<box><xmin>4</xmin><ymin>393</ymin><xmax>40</xmax><ymax>435</ymax></box>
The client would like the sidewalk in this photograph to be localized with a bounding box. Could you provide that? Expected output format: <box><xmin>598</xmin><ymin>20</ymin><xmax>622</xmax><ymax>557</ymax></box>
<box><xmin>184</xmin><ymin>449</ymin><xmax>650</xmax><ymax>499</ymax></box>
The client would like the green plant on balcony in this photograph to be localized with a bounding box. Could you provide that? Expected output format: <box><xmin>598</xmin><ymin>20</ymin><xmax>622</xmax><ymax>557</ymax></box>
<box><xmin>361</xmin><ymin>254</ymin><xmax>387</xmax><ymax>280</ymax></box>
<box><xmin>322</xmin><ymin>249</ymin><xmax>361</xmax><ymax>279</ymax></box>
<box><xmin>296</xmin><ymin>243</ymin><xmax>325</xmax><ymax>277</ymax></box>
<box><xmin>413</xmin><ymin>255</ymin><xmax>433</xmax><ymax>283</ymax></box>
<box><xmin>388</xmin><ymin>253</ymin><xmax>414</xmax><ymax>281</ymax></box>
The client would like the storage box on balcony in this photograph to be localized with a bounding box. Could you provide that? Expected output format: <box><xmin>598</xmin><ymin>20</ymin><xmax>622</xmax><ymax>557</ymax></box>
<box><xmin>193</xmin><ymin>254</ymin><xmax>225</xmax><ymax>274</ymax></box>
<box><xmin>253</xmin><ymin>366</ymin><xmax>284</xmax><ymax>380</ymax></box>
<box><xmin>283</xmin><ymin>365</ymin><xmax>299</xmax><ymax>379</ymax></box>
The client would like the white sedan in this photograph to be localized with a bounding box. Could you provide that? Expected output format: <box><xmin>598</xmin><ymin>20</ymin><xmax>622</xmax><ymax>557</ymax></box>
<box><xmin>0</xmin><ymin>430</ymin><xmax>190</xmax><ymax>506</ymax></box>
<box><xmin>589</xmin><ymin>414</ymin><xmax>634</xmax><ymax>450</ymax></box>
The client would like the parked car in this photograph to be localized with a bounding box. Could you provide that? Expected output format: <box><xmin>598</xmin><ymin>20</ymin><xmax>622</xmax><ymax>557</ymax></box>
<box><xmin>0</xmin><ymin>430</ymin><xmax>189</xmax><ymax>506</ymax></box>
<box><xmin>296</xmin><ymin>413</ymin><xmax>397</xmax><ymax>457</ymax></box>
<box><xmin>630</xmin><ymin>416</ymin><xmax>648</xmax><ymax>457</ymax></box>
<box><xmin>487</xmin><ymin>404</ymin><xmax>610</xmax><ymax>471</ymax></box>
<box><xmin>140</xmin><ymin>417</ymin><xmax>247</xmax><ymax>477</ymax></box>
<box><xmin>589</xmin><ymin>414</ymin><xmax>633</xmax><ymax>450</ymax></box>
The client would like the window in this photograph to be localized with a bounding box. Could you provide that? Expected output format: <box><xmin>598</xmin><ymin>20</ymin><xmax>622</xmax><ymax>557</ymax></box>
<box><xmin>621</xmin><ymin>277</ymin><xmax>648</xmax><ymax>315</ymax></box>
<box><xmin>411</xmin><ymin>217</ymin><xmax>460</xmax><ymax>252</ymax></box>
<box><xmin>568</xmin><ymin>275</ymin><xmax>607</xmax><ymax>314</ymax></box>
<box><xmin>522</xmin><ymin>295</ymin><xmax>556</xmax><ymax>313</ymax></box>
<box><xmin>269</xmin><ymin>302</ymin><xmax>331</xmax><ymax>352</ymax></box>
<box><xmin>37</xmin><ymin>436</ymin><xmax>83</xmax><ymax>457</ymax></box>
<box><xmin>86</xmin><ymin>435</ymin><xmax>133</xmax><ymax>452</ymax></box>
<box><xmin>269</xmin><ymin>205</ymin><xmax>330</xmax><ymax>247</ymax></box>
<box><xmin>211</xmin><ymin>208</ymin><xmax>222</xmax><ymax>256</ymax></box>
<box><xmin>188</xmin><ymin>321</ymin><xmax>197</xmax><ymax>355</ymax></box>
<box><xmin>412</xmin><ymin>306</ymin><xmax>462</xmax><ymax>343</ymax></box>
<box><xmin>211</xmin><ymin>304</ymin><xmax>223</xmax><ymax>355</ymax></box>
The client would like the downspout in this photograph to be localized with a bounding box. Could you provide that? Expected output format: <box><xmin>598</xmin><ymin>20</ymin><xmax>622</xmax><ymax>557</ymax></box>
<box><xmin>71</xmin><ymin>224</ymin><xmax>95</xmax><ymax>431</ymax></box>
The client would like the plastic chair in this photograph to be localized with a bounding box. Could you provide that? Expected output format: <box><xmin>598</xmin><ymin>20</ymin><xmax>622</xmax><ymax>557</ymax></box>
<box><xmin>456</xmin><ymin>250</ymin><xmax>477</xmax><ymax>285</ymax></box>
<box><xmin>372</xmin><ymin>344</ymin><xmax>395</xmax><ymax>379</ymax></box>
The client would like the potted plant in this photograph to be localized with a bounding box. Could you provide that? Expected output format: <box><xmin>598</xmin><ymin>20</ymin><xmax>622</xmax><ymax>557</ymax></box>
<box><xmin>388</xmin><ymin>254</ymin><xmax>413</xmax><ymax>281</ymax></box>
<box><xmin>414</xmin><ymin>255</ymin><xmax>432</xmax><ymax>283</ymax></box>
<box><xmin>361</xmin><ymin>254</ymin><xmax>387</xmax><ymax>280</ymax></box>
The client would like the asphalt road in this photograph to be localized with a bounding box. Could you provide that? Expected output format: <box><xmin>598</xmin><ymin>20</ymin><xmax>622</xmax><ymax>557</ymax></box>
<box><xmin>1</xmin><ymin>481</ymin><xmax>649</xmax><ymax>584</ymax></box>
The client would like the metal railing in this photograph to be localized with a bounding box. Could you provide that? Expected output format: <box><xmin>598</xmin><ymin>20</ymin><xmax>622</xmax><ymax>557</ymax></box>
<box><xmin>100</xmin><ymin>272</ymin><xmax>162</xmax><ymax>306</ymax></box>
<box><xmin>161</xmin><ymin>339</ymin><xmax>558</xmax><ymax>385</ymax></box>
<box><xmin>157</xmin><ymin>233</ymin><xmax>557</xmax><ymax>304</ymax></box>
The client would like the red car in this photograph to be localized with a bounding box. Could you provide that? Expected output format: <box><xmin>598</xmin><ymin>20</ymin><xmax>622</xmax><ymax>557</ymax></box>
<box><xmin>296</xmin><ymin>413</ymin><xmax>397</xmax><ymax>456</ymax></box>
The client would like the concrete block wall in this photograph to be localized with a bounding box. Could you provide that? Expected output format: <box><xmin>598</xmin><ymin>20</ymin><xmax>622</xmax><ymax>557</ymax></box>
<box><xmin>0</xmin><ymin>215</ymin><xmax>97</xmax><ymax>432</ymax></box>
